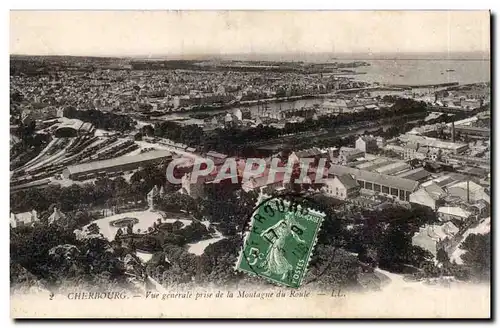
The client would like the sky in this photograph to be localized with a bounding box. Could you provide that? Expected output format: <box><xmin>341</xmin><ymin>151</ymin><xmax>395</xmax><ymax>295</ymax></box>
<box><xmin>10</xmin><ymin>11</ymin><xmax>491</xmax><ymax>58</ymax></box>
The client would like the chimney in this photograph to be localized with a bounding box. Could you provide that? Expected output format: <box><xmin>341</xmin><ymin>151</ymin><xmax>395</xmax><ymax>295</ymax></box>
<box><xmin>467</xmin><ymin>179</ymin><xmax>470</xmax><ymax>204</ymax></box>
<box><xmin>451</xmin><ymin>121</ymin><xmax>456</xmax><ymax>143</ymax></box>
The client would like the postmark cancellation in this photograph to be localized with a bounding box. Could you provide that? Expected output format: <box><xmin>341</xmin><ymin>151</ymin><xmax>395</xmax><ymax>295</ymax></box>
<box><xmin>235</xmin><ymin>194</ymin><xmax>326</xmax><ymax>288</ymax></box>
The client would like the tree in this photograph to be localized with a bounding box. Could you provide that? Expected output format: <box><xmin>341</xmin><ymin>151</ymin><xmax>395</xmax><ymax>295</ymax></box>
<box><xmin>176</xmin><ymin>221</ymin><xmax>209</xmax><ymax>243</ymax></box>
<box><xmin>160</xmin><ymin>233</ymin><xmax>186</xmax><ymax>247</ymax></box>
<box><xmin>87</xmin><ymin>223</ymin><xmax>100</xmax><ymax>235</ymax></box>
<box><xmin>459</xmin><ymin>232</ymin><xmax>490</xmax><ymax>281</ymax></box>
<box><xmin>307</xmin><ymin>245</ymin><xmax>363</xmax><ymax>289</ymax></box>
<box><xmin>126</xmin><ymin>223</ymin><xmax>134</xmax><ymax>235</ymax></box>
<box><xmin>158</xmin><ymin>193</ymin><xmax>197</xmax><ymax>214</ymax></box>
<box><xmin>114</xmin><ymin>228</ymin><xmax>123</xmax><ymax>241</ymax></box>
<box><xmin>75</xmin><ymin>211</ymin><xmax>92</xmax><ymax>227</ymax></box>
<box><xmin>141</xmin><ymin>125</ymin><xmax>155</xmax><ymax>137</ymax></box>
<box><xmin>436</xmin><ymin>248</ymin><xmax>450</xmax><ymax>264</ymax></box>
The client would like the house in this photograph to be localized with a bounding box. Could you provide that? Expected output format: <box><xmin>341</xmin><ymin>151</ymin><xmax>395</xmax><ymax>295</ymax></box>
<box><xmin>324</xmin><ymin>174</ymin><xmax>360</xmax><ymax>200</ymax></box>
<box><xmin>410</xmin><ymin>189</ymin><xmax>441</xmax><ymax>211</ymax></box>
<box><xmin>399</xmin><ymin>134</ymin><xmax>468</xmax><ymax>155</ymax></box>
<box><xmin>409</xmin><ymin>182</ymin><xmax>447</xmax><ymax>210</ymax></box>
<box><xmin>10</xmin><ymin>210</ymin><xmax>38</xmax><ymax>228</ymax></box>
<box><xmin>241</xmin><ymin>171</ymin><xmax>287</xmax><ymax>193</ymax></box>
<box><xmin>403</xmin><ymin>142</ymin><xmax>423</xmax><ymax>160</ymax></box>
<box><xmin>355</xmin><ymin>136</ymin><xmax>378</xmax><ymax>153</ymax></box>
<box><xmin>412</xmin><ymin>222</ymin><xmax>459</xmax><ymax>256</ymax></box>
<box><xmin>327</xmin><ymin>147</ymin><xmax>340</xmax><ymax>162</ymax></box>
<box><xmin>471</xmin><ymin>200</ymin><xmax>490</xmax><ymax>218</ymax></box>
<box><xmin>338</xmin><ymin>147</ymin><xmax>364</xmax><ymax>164</ymax></box>
<box><xmin>437</xmin><ymin>206</ymin><xmax>473</xmax><ymax>223</ymax></box>
<box><xmin>376</xmin><ymin>137</ymin><xmax>386</xmax><ymax>148</ymax></box>
<box><xmin>178</xmin><ymin>172</ymin><xmax>205</xmax><ymax>199</ymax></box>
<box><xmin>48</xmin><ymin>207</ymin><xmax>69</xmax><ymax>226</ymax></box>
<box><xmin>446</xmin><ymin>180</ymin><xmax>490</xmax><ymax>204</ymax></box>
<box><xmin>147</xmin><ymin>186</ymin><xmax>160</xmax><ymax>209</ymax></box>
<box><xmin>288</xmin><ymin>147</ymin><xmax>325</xmax><ymax>165</ymax></box>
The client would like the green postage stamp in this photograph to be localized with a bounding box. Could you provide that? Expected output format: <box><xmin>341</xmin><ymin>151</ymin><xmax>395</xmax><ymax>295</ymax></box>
<box><xmin>236</xmin><ymin>194</ymin><xmax>325</xmax><ymax>288</ymax></box>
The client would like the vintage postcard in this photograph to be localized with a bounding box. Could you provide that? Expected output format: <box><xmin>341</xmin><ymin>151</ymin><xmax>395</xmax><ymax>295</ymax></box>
<box><xmin>9</xmin><ymin>10</ymin><xmax>491</xmax><ymax>318</ymax></box>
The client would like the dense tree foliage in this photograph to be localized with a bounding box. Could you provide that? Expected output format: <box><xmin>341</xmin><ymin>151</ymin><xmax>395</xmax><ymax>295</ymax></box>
<box><xmin>10</xmin><ymin>223</ymin><xmax>129</xmax><ymax>292</ymax></box>
<box><xmin>11</xmin><ymin>174</ymin><xmax>156</xmax><ymax>214</ymax></box>
<box><xmin>64</xmin><ymin>107</ymin><xmax>136</xmax><ymax>132</ymax></box>
<box><xmin>459</xmin><ymin>232</ymin><xmax>491</xmax><ymax>281</ymax></box>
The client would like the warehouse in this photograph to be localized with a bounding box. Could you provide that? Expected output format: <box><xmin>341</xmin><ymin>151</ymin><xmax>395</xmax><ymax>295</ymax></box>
<box><xmin>454</xmin><ymin>126</ymin><xmax>490</xmax><ymax>138</ymax></box>
<box><xmin>329</xmin><ymin>164</ymin><xmax>420</xmax><ymax>201</ymax></box>
<box><xmin>399</xmin><ymin>134</ymin><xmax>468</xmax><ymax>154</ymax></box>
<box><xmin>62</xmin><ymin>150</ymin><xmax>172</xmax><ymax>180</ymax></box>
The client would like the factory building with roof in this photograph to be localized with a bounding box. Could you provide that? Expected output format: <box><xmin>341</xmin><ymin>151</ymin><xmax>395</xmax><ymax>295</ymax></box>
<box><xmin>329</xmin><ymin>164</ymin><xmax>420</xmax><ymax>202</ymax></box>
<box><xmin>62</xmin><ymin>150</ymin><xmax>173</xmax><ymax>181</ymax></box>
<box><xmin>399</xmin><ymin>134</ymin><xmax>468</xmax><ymax>154</ymax></box>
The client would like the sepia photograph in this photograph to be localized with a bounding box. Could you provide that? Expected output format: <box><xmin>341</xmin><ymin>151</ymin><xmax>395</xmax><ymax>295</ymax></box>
<box><xmin>9</xmin><ymin>10</ymin><xmax>491</xmax><ymax>318</ymax></box>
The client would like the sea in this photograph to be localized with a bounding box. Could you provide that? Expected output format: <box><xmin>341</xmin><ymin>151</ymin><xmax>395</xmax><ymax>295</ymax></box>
<box><xmin>343</xmin><ymin>59</ymin><xmax>490</xmax><ymax>86</ymax></box>
<box><xmin>207</xmin><ymin>51</ymin><xmax>491</xmax><ymax>86</ymax></box>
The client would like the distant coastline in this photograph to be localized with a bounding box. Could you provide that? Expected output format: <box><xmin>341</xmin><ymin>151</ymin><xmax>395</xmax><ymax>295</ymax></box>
<box><xmin>9</xmin><ymin>52</ymin><xmax>491</xmax><ymax>62</ymax></box>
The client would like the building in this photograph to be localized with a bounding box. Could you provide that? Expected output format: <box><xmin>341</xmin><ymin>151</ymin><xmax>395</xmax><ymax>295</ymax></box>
<box><xmin>376</xmin><ymin>137</ymin><xmax>386</xmax><ymax>148</ymax></box>
<box><xmin>437</xmin><ymin>206</ymin><xmax>473</xmax><ymax>223</ymax></box>
<box><xmin>399</xmin><ymin>134</ymin><xmax>468</xmax><ymax>155</ymax></box>
<box><xmin>460</xmin><ymin>98</ymin><xmax>482</xmax><ymax>110</ymax></box>
<box><xmin>288</xmin><ymin>147</ymin><xmax>326</xmax><ymax>165</ymax></box>
<box><xmin>356</xmin><ymin>157</ymin><xmax>394</xmax><ymax>171</ymax></box>
<box><xmin>374</xmin><ymin>161</ymin><xmax>411</xmax><ymax>175</ymax></box>
<box><xmin>454</xmin><ymin>125</ymin><xmax>490</xmax><ymax>138</ymax></box>
<box><xmin>62</xmin><ymin>150</ymin><xmax>172</xmax><ymax>181</ymax></box>
<box><xmin>48</xmin><ymin>207</ymin><xmax>69</xmax><ymax>226</ymax></box>
<box><xmin>338</xmin><ymin>147</ymin><xmax>364</xmax><ymax>164</ymax></box>
<box><xmin>412</xmin><ymin>222</ymin><xmax>459</xmax><ymax>257</ymax></box>
<box><xmin>324</xmin><ymin>174</ymin><xmax>360</xmax><ymax>200</ymax></box>
<box><xmin>383</xmin><ymin>144</ymin><xmax>405</xmax><ymax>157</ymax></box>
<box><xmin>10</xmin><ymin>210</ymin><xmax>38</xmax><ymax>228</ymax></box>
<box><xmin>445</xmin><ymin>154</ymin><xmax>490</xmax><ymax>166</ymax></box>
<box><xmin>446</xmin><ymin>180</ymin><xmax>490</xmax><ymax>204</ymax></box>
<box><xmin>147</xmin><ymin>185</ymin><xmax>165</xmax><ymax>210</ymax></box>
<box><xmin>396</xmin><ymin>167</ymin><xmax>432</xmax><ymax>182</ymax></box>
<box><xmin>241</xmin><ymin>171</ymin><xmax>287</xmax><ymax>193</ymax></box>
<box><xmin>473</xmin><ymin>200</ymin><xmax>490</xmax><ymax>218</ymax></box>
<box><xmin>178</xmin><ymin>172</ymin><xmax>205</xmax><ymax>199</ymax></box>
<box><xmin>355</xmin><ymin>136</ymin><xmax>378</xmax><ymax>153</ymax></box>
<box><xmin>233</xmin><ymin>108</ymin><xmax>243</xmax><ymax>121</ymax></box>
<box><xmin>403</xmin><ymin>142</ymin><xmax>426</xmax><ymax>160</ymax></box>
<box><xmin>206</xmin><ymin>151</ymin><xmax>228</xmax><ymax>160</ymax></box>
<box><xmin>409</xmin><ymin>182</ymin><xmax>447</xmax><ymax>210</ymax></box>
<box><xmin>329</xmin><ymin>165</ymin><xmax>419</xmax><ymax>201</ymax></box>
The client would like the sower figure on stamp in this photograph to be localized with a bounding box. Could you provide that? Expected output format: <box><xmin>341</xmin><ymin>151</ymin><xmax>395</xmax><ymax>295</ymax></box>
<box><xmin>260</xmin><ymin>212</ymin><xmax>306</xmax><ymax>281</ymax></box>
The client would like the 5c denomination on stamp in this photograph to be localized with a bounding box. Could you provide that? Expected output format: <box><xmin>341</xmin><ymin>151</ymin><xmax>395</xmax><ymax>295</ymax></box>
<box><xmin>235</xmin><ymin>194</ymin><xmax>325</xmax><ymax>288</ymax></box>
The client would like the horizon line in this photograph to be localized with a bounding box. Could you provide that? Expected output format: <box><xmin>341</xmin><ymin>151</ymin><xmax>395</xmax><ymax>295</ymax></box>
<box><xmin>10</xmin><ymin>50</ymin><xmax>491</xmax><ymax>60</ymax></box>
